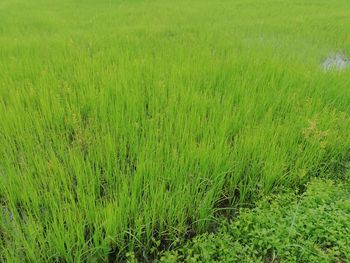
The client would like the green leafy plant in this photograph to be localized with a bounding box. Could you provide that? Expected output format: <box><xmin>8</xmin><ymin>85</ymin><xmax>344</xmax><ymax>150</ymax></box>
<box><xmin>160</xmin><ymin>179</ymin><xmax>350</xmax><ymax>262</ymax></box>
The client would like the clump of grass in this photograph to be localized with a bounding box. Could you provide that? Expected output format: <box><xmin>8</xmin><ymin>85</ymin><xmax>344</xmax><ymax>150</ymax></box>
<box><xmin>1</xmin><ymin>0</ymin><xmax>350</xmax><ymax>261</ymax></box>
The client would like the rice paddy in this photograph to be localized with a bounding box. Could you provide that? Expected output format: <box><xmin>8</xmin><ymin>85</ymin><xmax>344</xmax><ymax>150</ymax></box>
<box><xmin>1</xmin><ymin>0</ymin><xmax>350</xmax><ymax>261</ymax></box>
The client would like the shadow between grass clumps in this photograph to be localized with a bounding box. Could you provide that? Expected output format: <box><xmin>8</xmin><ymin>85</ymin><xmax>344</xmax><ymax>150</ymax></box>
<box><xmin>107</xmin><ymin>222</ymin><xmax>199</xmax><ymax>263</ymax></box>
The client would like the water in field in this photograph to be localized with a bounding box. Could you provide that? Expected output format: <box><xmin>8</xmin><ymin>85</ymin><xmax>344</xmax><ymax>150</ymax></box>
<box><xmin>322</xmin><ymin>53</ymin><xmax>349</xmax><ymax>71</ymax></box>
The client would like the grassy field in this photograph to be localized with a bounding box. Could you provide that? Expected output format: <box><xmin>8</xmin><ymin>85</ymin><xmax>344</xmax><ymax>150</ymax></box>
<box><xmin>1</xmin><ymin>0</ymin><xmax>350</xmax><ymax>261</ymax></box>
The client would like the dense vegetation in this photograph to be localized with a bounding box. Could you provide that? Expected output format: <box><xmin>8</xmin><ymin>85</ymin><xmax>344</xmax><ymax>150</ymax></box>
<box><xmin>159</xmin><ymin>179</ymin><xmax>350</xmax><ymax>262</ymax></box>
<box><xmin>1</xmin><ymin>0</ymin><xmax>349</xmax><ymax>261</ymax></box>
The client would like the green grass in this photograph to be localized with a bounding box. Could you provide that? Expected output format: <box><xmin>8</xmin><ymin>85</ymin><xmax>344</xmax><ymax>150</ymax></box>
<box><xmin>1</xmin><ymin>0</ymin><xmax>350</xmax><ymax>261</ymax></box>
<box><xmin>159</xmin><ymin>179</ymin><xmax>350</xmax><ymax>263</ymax></box>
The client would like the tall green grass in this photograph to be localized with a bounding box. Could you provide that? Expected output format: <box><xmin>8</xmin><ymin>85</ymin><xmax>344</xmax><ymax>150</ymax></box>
<box><xmin>1</xmin><ymin>0</ymin><xmax>350</xmax><ymax>261</ymax></box>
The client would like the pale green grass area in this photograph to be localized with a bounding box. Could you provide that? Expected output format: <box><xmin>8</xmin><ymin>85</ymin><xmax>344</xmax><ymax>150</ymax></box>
<box><xmin>1</xmin><ymin>0</ymin><xmax>350</xmax><ymax>261</ymax></box>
